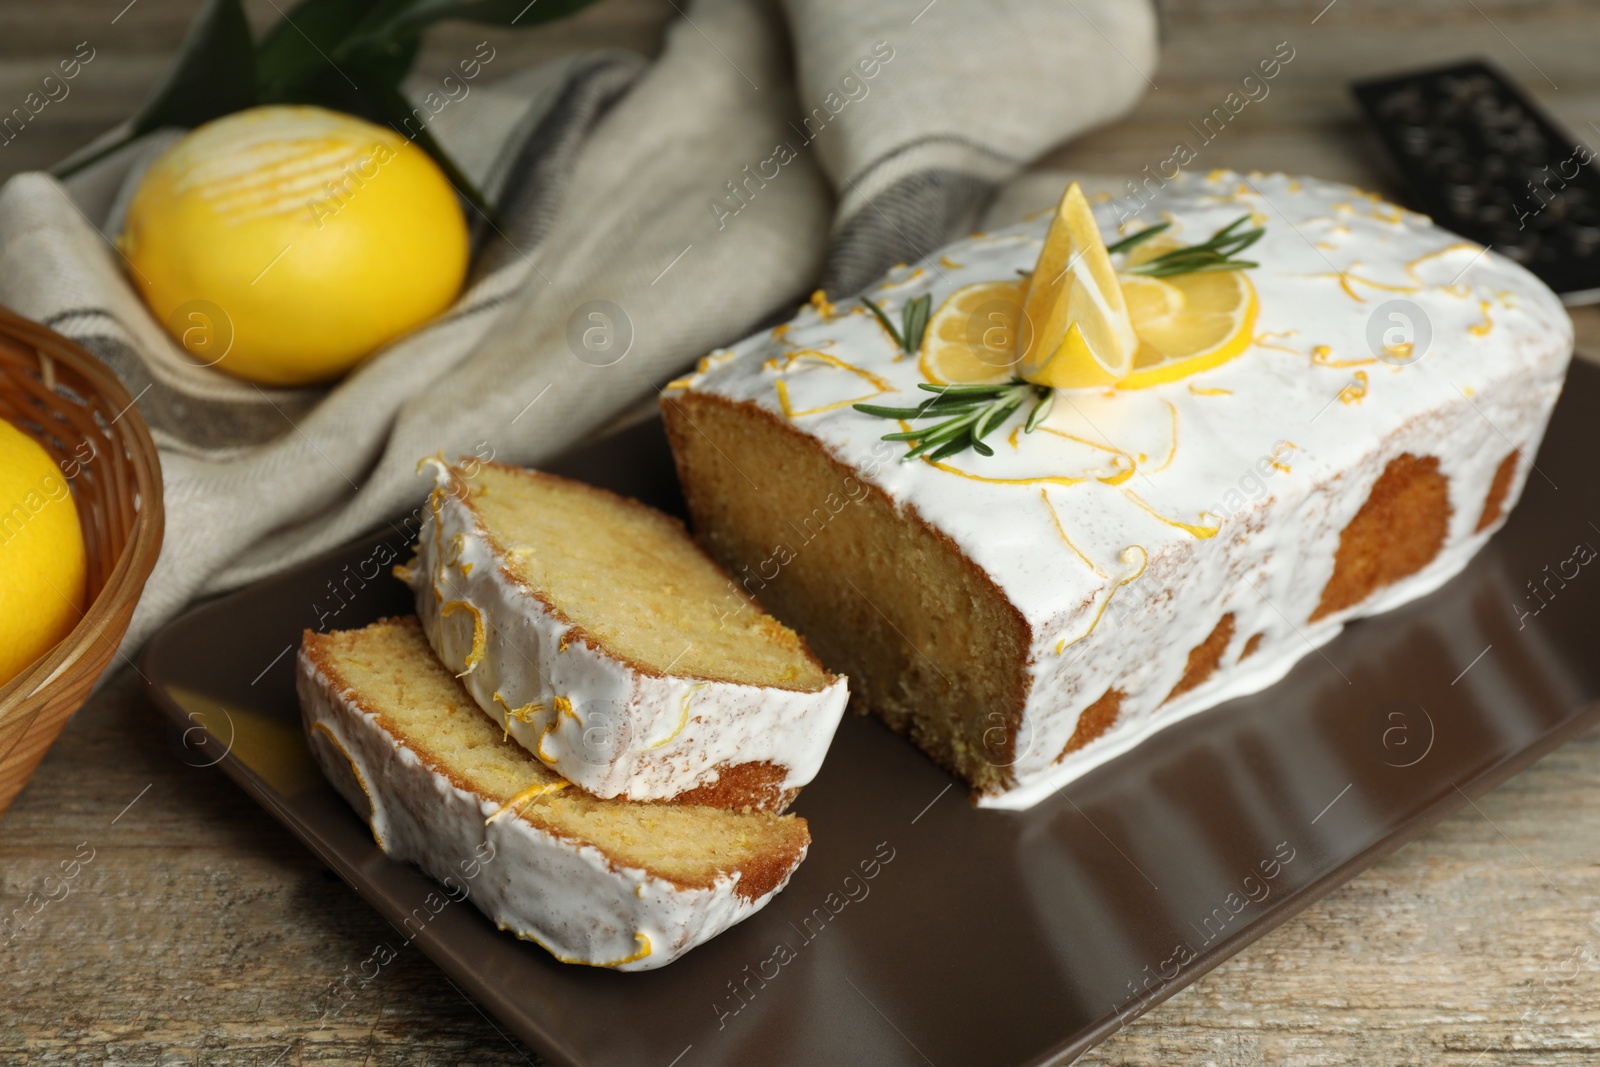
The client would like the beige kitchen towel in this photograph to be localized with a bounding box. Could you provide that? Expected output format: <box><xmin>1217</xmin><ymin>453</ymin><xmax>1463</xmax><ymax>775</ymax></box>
<box><xmin>0</xmin><ymin>0</ymin><xmax>1158</xmax><ymax>659</ymax></box>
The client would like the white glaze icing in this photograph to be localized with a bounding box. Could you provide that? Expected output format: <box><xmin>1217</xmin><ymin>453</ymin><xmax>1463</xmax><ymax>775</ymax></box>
<box><xmin>296</xmin><ymin>647</ymin><xmax>797</xmax><ymax>970</ymax></box>
<box><xmin>404</xmin><ymin>460</ymin><xmax>851</xmax><ymax>807</ymax></box>
<box><xmin>670</xmin><ymin>170</ymin><xmax>1574</xmax><ymax>809</ymax></box>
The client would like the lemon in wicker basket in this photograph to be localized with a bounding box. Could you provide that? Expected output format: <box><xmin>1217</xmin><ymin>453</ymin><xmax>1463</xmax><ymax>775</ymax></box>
<box><xmin>118</xmin><ymin>105</ymin><xmax>469</xmax><ymax>387</ymax></box>
<box><xmin>0</xmin><ymin>418</ymin><xmax>86</xmax><ymax>685</ymax></box>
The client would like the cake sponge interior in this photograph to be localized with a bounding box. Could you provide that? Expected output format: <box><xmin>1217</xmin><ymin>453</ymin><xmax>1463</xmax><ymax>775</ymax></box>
<box><xmin>463</xmin><ymin>464</ymin><xmax>833</xmax><ymax>692</ymax></box>
<box><xmin>306</xmin><ymin>617</ymin><xmax>809</xmax><ymax>899</ymax></box>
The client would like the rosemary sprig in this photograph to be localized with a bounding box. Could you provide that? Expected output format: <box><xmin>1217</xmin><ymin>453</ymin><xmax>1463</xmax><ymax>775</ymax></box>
<box><xmin>1105</xmin><ymin>221</ymin><xmax>1171</xmax><ymax>255</ymax></box>
<box><xmin>855</xmin><ymin>379</ymin><xmax>1054</xmax><ymax>461</ymax></box>
<box><xmin>1111</xmin><ymin>214</ymin><xmax>1264</xmax><ymax>277</ymax></box>
<box><xmin>861</xmin><ymin>294</ymin><xmax>932</xmax><ymax>354</ymax></box>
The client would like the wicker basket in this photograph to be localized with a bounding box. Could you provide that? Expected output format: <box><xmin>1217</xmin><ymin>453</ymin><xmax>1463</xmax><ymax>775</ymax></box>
<box><xmin>0</xmin><ymin>306</ymin><xmax>163</xmax><ymax>817</ymax></box>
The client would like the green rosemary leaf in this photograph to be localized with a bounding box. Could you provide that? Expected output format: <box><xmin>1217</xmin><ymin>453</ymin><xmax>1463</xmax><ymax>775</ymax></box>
<box><xmin>972</xmin><ymin>394</ymin><xmax>1023</xmax><ymax>441</ymax></box>
<box><xmin>900</xmin><ymin>410</ymin><xmax>986</xmax><ymax>459</ymax></box>
<box><xmin>928</xmin><ymin>437</ymin><xmax>975</xmax><ymax>462</ymax></box>
<box><xmin>860</xmin><ymin>296</ymin><xmax>907</xmax><ymax>352</ymax></box>
<box><xmin>907</xmin><ymin>427</ymin><xmax>969</xmax><ymax>455</ymax></box>
<box><xmin>859</xmin><ymin>377</ymin><xmax>1050</xmax><ymax>462</ymax></box>
<box><xmin>901</xmin><ymin>294</ymin><xmax>932</xmax><ymax>353</ymax></box>
<box><xmin>1119</xmin><ymin>213</ymin><xmax>1263</xmax><ymax>278</ymax></box>
<box><xmin>1136</xmin><ymin>258</ymin><xmax>1260</xmax><ymax>278</ymax></box>
<box><xmin>921</xmin><ymin>406</ymin><xmax>988</xmax><ymax>439</ymax></box>
<box><xmin>901</xmin><ymin>435</ymin><xmax>951</xmax><ymax>461</ymax></box>
<box><xmin>852</xmin><ymin>402</ymin><xmax>934</xmax><ymax>419</ymax></box>
<box><xmin>1024</xmin><ymin>388</ymin><xmax>1055</xmax><ymax>432</ymax></box>
<box><xmin>917</xmin><ymin>381</ymin><xmax>1009</xmax><ymax>395</ymax></box>
<box><xmin>911</xmin><ymin>400</ymin><xmax>995</xmax><ymax>418</ymax></box>
<box><xmin>1105</xmin><ymin>221</ymin><xmax>1170</xmax><ymax>254</ymax></box>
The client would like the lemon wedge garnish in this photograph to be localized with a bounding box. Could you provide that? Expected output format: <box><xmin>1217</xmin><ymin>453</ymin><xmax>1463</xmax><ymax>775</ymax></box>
<box><xmin>914</xmin><ymin>188</ymin><xmax>1260</xmax><ymax>397</ymax></box>
<box><xmin>1017</xmin><ymin>182</ymin><xmax>1138</xmax><ymax>389</ymax></box>
<box><xmin>1115</xmin><ymin>237</ymin><xmax>1259</xmax><ymax>389</ymax></box>
<box><xmin>919</xmin><ymin>278</ymin><xmax>1027</xmax><ymax>384</ymax></box>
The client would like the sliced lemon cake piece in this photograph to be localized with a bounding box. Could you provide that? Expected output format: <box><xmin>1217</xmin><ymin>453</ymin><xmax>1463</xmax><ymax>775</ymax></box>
<box><xmin>662</xmin><ymin>170</ymin><xmax>1573</xmax><ymax>809</ymax></box>
<box><xmin>297</xmin><ymin>617</ymin><xmax>810</xmax><ymax>970</ymax></box>
<box><xmin>400</xmin><ymin>460</ymin><xmax>849</xmax><ymax>811</ymax></box>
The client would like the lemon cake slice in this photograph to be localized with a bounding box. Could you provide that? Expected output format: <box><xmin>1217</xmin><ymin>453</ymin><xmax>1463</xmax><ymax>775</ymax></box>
<box><xmin>400</xmin><ymin>460</ymin><xmax>849</xmax><ymax>811</ymax></box>
<box><xmin>662</xmin><ymin>170</ymin><xmax>1573</xmax><ymax>809</ymax></box>
<box><xmin>297</xmin><ymin>618</ymin><xmax>810</xmax><ymax>970</ymax></box>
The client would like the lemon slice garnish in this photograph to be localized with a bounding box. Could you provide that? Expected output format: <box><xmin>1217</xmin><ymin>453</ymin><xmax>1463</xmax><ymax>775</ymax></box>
<box><xmin>1017</xmin><ymin>182</ymin><xmax>1137</xmax><ymax>389</ymax></box>
<box><xmin>919</xmin><ymin>279</ymin><xmax>1028</xmax><ymax>384</ymax></box>
<box><xmin>1115</xmin><ymin>237</ymin><xmax>1259</xmax><ymax>389</ymax></box>
<box><xmin>1121</xmin><ymin>275</ymin><xmax>1185</xmax><ymax>321</ymax></box>
<box><xmin>914</xmin><ymin>192</ymin><xmax>1260</xmax><ymax>398</ymax></box>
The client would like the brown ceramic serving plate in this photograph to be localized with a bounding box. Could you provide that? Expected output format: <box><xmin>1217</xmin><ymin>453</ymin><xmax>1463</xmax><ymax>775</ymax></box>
<box><xmin>143</xmin><ymin>362</ymin><xmax>1600</xmax><ymax>1067</ymax></box>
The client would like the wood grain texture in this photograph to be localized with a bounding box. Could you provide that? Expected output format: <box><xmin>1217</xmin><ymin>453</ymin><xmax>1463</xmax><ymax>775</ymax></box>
<box><xmin>3</xmin><ymin>1</ymin><xmax>1599</xmax><ymax>1063</ymax></box>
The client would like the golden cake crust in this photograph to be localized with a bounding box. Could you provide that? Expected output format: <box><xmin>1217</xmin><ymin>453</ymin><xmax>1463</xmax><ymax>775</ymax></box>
<box><xmin>663</xmin><ymin>389</ymin><xmax>1036</xmax><ymax>792</ymax></box>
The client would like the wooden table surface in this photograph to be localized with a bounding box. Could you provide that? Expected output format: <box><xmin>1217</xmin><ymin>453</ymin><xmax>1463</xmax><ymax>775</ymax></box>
<box><xmin>4</xmin><ymin>1</ymin><xmax>1600</xmax><ymax>1064</ymax></box>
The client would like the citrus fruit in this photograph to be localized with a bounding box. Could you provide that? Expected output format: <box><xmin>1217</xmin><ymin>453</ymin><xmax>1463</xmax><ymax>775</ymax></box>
<box><xmin>1115</xmin><ymin>238</ymin><xmax>1258</xmax><ymax>389</ymax></box>
<box><xmin>919</xmin><ymin>279</ymin><xmax>1027</xmax><ymax>384</ymax></box>
<box><xmin>0</xmin><ymin>418</ymin><xmax>86</xmax><ymax>685</ymax></box>
<box><xmin>119</xmin><ymin>105</ymin><xmax>469</xmax><ymax>386</ymax></box>
<box><xmin>1017</xmin><ymin>182</ymin><xmax>1137</xmax><ymax>389</ymax></box>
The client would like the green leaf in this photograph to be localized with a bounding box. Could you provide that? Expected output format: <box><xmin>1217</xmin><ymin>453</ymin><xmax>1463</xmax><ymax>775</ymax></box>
<box><xmin>54</xmin><ymin>0</ymin><xmax>256</xmax><ymax>177</ymax></box>
<box><xmin>917</xmin><ymin>381</ymin><xmax>1004</xmax><ymax>395</ymax></box>
<box><xmin>927</xmin><ymin>436</ymin><xmax>975</xmax><ymax>462</ymax></box>
<box><xmin>1122</xmin><ymin>214</ymin><xmax>1264</xmax><ymax>278</ymax></box>
<box><xmin>1024</xmin><ymin>388</ymin><xmax>1054</xmax><ymax>432</ymax></box>
<box><xmin>1105</xmin><ymin>221</ymin><xmax>1169</xmax><ymax>255</ymax></box>
<box><xmin>901</xmin><ymin>294</ymin><xmax>931</xmax><ymax>353</ymax></box>
<box><xmin>337</xmin><ymin>0</ymin><xmax>601</xmax><ymax>58</ymax></box>
<box><xmin>859</xmin><ymin>296</ymin><xmax>906</xmax><ymax>352</ymax></box>
<box><xmin>134</xmin><ymin>0</ymin><xmax>257</xmax><ymax>130</ymax></box>
<box><xmin>348</xmin><ymin>68</ymin><xmax>506</xmax><ymax>228</ymax></box>
<box><xmin>256</xmin><ymin>0</ymin><xmax>417</xmax><ymax>101</ymax></box>
<box><xmin>855</xmin><ymin>403</ymin><xmax>934</xmax><ymax>420</ymax></box>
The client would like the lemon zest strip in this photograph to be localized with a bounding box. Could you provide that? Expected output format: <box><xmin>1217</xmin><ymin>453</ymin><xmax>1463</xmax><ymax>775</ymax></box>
<box><xmin>1469</xmin><ymin>299</ymin><xmax>1493</xmax><ymax>337</ymax></box>
<box><xmin>773</xmin><ymin>350</ymin><xmax>893</xmax><ymax>418</ymax></box>
<box><xmin>650</xmin><ymin>684</ymin><xmax>703</xmax><ymax>750</ymax></box>
<box><xmin>1301</xmin><ymin>263</ymin><xmax>1420</xmax><ymax>304</ymax></box>
<box><xmin>1312</xmin><ymin>344</ymin><xmax>1377</xmax><ymax>369</ymax></box>
<box><xmin>1148</xmin><ymin>400</ymin><xmax>1180</xmax><ymax>474</ymax></box>
<box><xmin>920</xmin><ymin>455</ymin><xmax>1087</xmax><ymax>489</ymax></box>
<box><xmin>1339</xmin><ymin>371</ymin><xmax>1369</xmax><ymax>405</ymax></box>
<box><xmin>1404</xmin><ymin>242</ymin><xmax>1483</xmax><ymax>287</ymax></box>
<box><xmin>485</xmin><ymin>779</ymin><xmax>570</xmax><ymax>825</ymax></box>
<box><xmin>1056</xmin><ymin>545</ymin><xmax>1149</xmax><ymax>655</ymax></box>
<box><xmin>493</xmin><ymin>691</ymin><xmax>545</xmax><ymax>742</ymax></box>
<box><xmin>439</xmin><ymin>599</ymin><xmax>486</xmax><ymax>676</ymax></box>
<box><xmin>308</xmin><ymin>722</ymin><xmax>385</xmax><ymax>848</ymax></box>
<box><xmin>505</xmin><ymin>928</ymin><xmax>652</xmax><ymax>968</ymax></box>
<box><xmin>1254</xmin><ymin>330</ymin><xmax>1300</xmax><ymax>354</ymax></box>
<box><xmin>1120</xmin><ymin>488</ymin><xmax>1220</xmax><ymax>539</ymax></box>
<box><xmin>1040</xmin><ymin>490</ymin><xmax>1107</xmax><ymax>577</ymax></box>
<box><xmin>428</xmin><ymin>486</ymin><xmax>448</xmax><ymax>603</ymax></box>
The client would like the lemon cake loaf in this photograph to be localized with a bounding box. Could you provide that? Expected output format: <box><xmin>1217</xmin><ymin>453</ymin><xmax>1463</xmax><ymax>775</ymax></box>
<box><xmin>297</xmin><ymin>618</ymin><xmax>810</xmax><ymax>970</ymax></box>
<box><xmin>401</xmin><ymin>460</ymin><xmax>849</xmax><ymax>812</ymax></box>
<box><xmin>662</xmin><ymin>170</ymin><xmax>1573</xmax><ymax>809</ymax></box>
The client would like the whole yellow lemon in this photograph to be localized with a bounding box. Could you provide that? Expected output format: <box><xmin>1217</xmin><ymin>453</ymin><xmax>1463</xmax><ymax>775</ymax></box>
<box><xmin>0</xmin><ymin>418</ymin><xmax>87</xmax><ymax>686</ymax></box>
<box><xmin>119</xmin><ymin>106</ymin><xmax>470</xmax><ymax>386</ymax></box>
